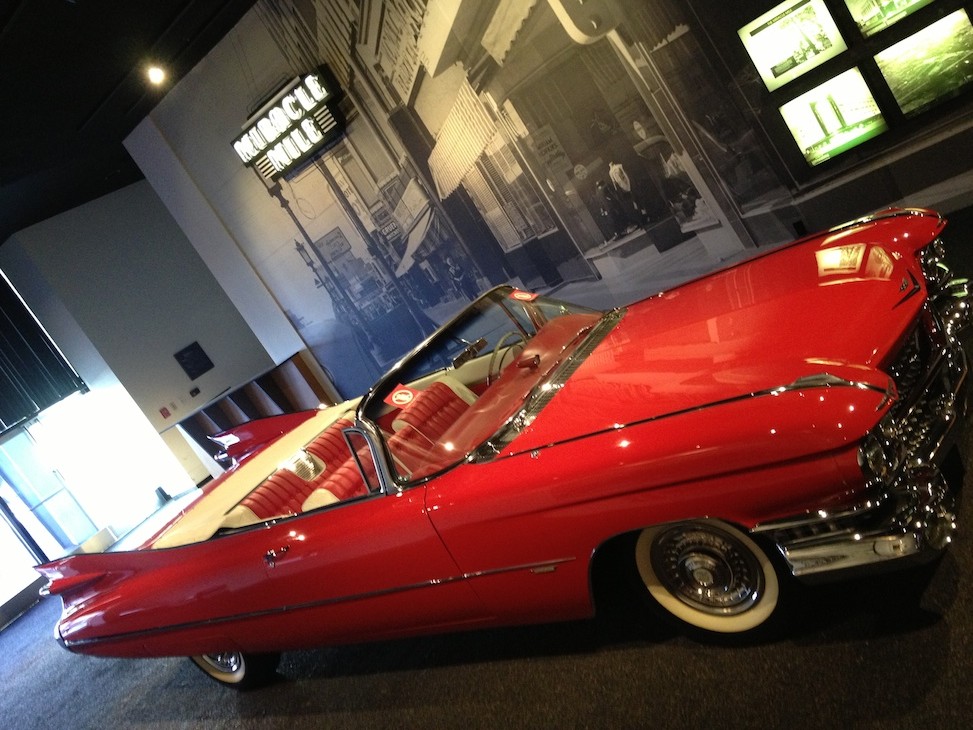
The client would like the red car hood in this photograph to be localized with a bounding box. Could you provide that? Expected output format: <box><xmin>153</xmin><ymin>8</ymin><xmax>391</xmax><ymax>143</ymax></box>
<box><xmin>512</xmin><ymin>210</ymin><xmax>944</xmax><ymax>453</ymax></box>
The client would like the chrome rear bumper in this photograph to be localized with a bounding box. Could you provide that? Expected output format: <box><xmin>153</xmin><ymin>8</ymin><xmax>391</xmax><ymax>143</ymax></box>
<box><xmin>755</xmin><ymin>459</ymin><xmax>961</xmax><ymax>579</ymax></box>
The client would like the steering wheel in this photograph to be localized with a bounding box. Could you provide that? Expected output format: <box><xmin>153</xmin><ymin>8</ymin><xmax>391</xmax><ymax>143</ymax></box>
<box><xmin>487</xmin><ymin>331</ymin><xmax>527</xmax><ymax>385</ymax></box>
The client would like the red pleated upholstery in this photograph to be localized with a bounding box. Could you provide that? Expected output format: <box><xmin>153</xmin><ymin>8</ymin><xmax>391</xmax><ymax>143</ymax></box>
<box><xmin>237</xmin><ymin>416</ymin><xmax>358</xmax><ymax>520</ymax></box>
<box><xmin>315</xmin><ymin>456</ymin><xmax>370</xmax><ymax>500</ymax></box>
<box><xmin>392</xmin><ymin>382</ymin><xmax>471</xmax><ymax>441</ymax></box>
<box><xmin>387</xmin><ymin>380</ymin><xmax>474</xmax><ymax>476</ymax></box>
<box><xmin>235</xmin><ymin>383</ymin><xmax>475</xmax><ymax>518</ymax></box>
<box><xmin>305</xmin><ymin>417</ymin><xmax>353</xmax><ymax>467</ymax></box>
<box><xmin>240</xmin><ymin>469</ymin><xmax>313</xmax><ymax>519</ymax></box>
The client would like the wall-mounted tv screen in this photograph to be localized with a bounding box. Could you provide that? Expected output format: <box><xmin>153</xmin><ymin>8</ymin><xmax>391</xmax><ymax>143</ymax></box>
<box><xmin>844</xmin><ymin>0</ymin><xmax>936</xmax><ymax>38</ymax></box>
<box><xmin>779</xmin><ymin>67</ymin><xmax>888</xmax><ymax>165</ymax></box>
<box><xmin>739</xmin><ymin>0</ymin><xmax>847</xmax><ymax>91</ymax></box>
<box><xmin>874</xmin><ymin>9</ymin><xmax>973</xmax><ymax>116</ymax></box>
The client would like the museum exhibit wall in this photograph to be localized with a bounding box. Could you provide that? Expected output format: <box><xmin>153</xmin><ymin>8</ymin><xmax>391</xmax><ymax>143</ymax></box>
<box><xmin>122</xmin><ymin>0</ymin><xmax>973</xmax><ymax>403</ymax></box>
<box><xmin>126</xmin><ymin>10</ymin><xmax>452</xmax><ymax>398</ymax></box>
<box><xmin>123</xmin><ymin>0</ymin><xmax>755</xmax><ymax>399</ymax></box>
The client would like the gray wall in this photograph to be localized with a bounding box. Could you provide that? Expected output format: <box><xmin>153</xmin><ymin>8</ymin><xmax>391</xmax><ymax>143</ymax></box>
<box><xmin>6</xmin><ymin>181</ymin><xmax>286</xmax><ymax>432</ymax></box>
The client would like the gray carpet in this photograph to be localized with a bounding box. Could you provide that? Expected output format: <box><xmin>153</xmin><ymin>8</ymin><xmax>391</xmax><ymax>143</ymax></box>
<box><xmin>2</xmin><ymin>536</ymin><xmax>972</xmax><ymax>729</ymax></box>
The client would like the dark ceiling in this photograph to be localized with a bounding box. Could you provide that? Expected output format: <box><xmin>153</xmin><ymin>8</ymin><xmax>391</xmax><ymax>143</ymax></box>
<box><xmin>0</xmin><ymin>0</ymin><xmax>257</xmax><ymax>246</ymax></box>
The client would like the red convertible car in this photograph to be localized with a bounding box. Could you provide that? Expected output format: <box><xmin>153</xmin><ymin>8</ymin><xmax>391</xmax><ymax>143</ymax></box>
<box><xmin>38</xmin><ymin>208</ymin><xmax>970</xmax><ymax>687</ymax></box>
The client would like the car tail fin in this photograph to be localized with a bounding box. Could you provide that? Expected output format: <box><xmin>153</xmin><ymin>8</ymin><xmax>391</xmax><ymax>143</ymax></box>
<box><xmin>208</xmin><ymin>410</ymin><xmax>319</xmax><ymax>464</ymax></box>
<box><xmin>35</xmin><ymin>556</ymin><xmax>113</xmax><ymax>599</ymax></box>
<box><xmin>38</xmin><ymin>571</ymin><xmax>104</xmax><ymax>597</ymax></box>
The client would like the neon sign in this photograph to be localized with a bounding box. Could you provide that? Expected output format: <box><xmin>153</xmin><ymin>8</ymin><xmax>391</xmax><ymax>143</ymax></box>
<box><xmin>232</xmin><ymin>66</ymin><xmax>345</xmax><ymax>181</ymax></box>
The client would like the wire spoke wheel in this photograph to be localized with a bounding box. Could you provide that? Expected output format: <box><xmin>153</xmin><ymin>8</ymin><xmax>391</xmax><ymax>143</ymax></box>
<box><xmin>190</xmin><ymin>651</ymin><xmax>280</xmax><ymax>689</ymax></box>
<box><xmin>635</xmin><ymin>520</ymin><xmax>780</xmax><ymax>634</ymax></box>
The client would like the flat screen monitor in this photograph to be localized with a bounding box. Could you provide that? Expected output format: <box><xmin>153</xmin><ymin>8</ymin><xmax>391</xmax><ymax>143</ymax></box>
<box><xmin>874</xmin><ymin>9</ymin><xmax>973</xmax><ymax>116</ymax></box>
<box><xmin>739</xmin><ymin>0</ymin><xmax>847</xmax><ymax>91</ymax></box>
<box><xmin>779</xmin><ymin>67</ymin><xmax>888</xmax><ymax>165</ymax></box>
<box><xmin>844</xmin><ymin>0</ymin><xmax>936</xmax><ymax>38</ymax></box>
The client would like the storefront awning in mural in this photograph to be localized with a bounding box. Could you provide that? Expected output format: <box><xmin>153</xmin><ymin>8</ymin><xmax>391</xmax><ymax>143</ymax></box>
<box><xmin>427</xmin><ymin>79</ymin><xmax>498</xmax><ymax>199</ymax></box>
<box><xmin>482</xmin><ymin>0</ymin><xmax>539</xmax><ymax>64</ymax></box>
<box><xmin>396</xmin><ymin>206</ymin><xmax>433</xmax><ymax>276</ymax></box>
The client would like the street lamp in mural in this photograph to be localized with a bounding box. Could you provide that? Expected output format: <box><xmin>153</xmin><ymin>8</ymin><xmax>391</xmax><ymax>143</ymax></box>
<box><xmin>315</xmin><ymin>157</ymin><xmax>437</xmax><ymax>349</ymax></box>
<box><xmin>295</xmin><ymin>240</ymin><xmax>324</xmax><ymax>288</ymax></box>
<box><xmin>230</xmin><ymin>65</ymin><xmax>438</xmax><ymax>374</ymax></box>
<box><xmin>294</xmin><ymin>239</ymin><xmax>381</xmax><ymax>374</ymax></box>
<box><xmin>306</xmin><ymin>226</ymin><xmax>431</xmax><ymax>364</ymax></box>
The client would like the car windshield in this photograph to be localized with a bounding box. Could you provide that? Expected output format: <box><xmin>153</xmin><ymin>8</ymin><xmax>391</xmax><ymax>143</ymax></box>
<box><xmin>360</xmin><ymin>286</ymin><xmax>604</xmax><ymax>483</ymax></box>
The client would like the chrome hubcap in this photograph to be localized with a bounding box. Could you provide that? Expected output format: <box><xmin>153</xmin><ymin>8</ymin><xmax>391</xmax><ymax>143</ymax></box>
<box><xmin>201</xmin><ymin>652</ymin><xmax>243</xmax><ymax>674</ymax></box>
<box><xmin>651</xmin><ymin>525</ymin><xmax>764</xmax><ymax>615</ymax></box>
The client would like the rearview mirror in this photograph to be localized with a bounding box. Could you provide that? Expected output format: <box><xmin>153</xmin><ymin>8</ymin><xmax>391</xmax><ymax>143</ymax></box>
<box><xmin>451</xmin><ymin>338</ymin><xmax>487</xmax><ymax>369</ymax></box>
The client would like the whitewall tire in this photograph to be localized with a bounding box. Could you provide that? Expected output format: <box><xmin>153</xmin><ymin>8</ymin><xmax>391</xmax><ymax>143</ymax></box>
<box><xmin>635</xmin><ymin>520</ymin><xmax>780</xmax><ymax>634</ymax></box>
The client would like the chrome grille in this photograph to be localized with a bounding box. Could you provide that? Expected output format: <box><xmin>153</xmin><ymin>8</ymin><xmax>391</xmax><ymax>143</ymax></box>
<box><xmin>887</xmin><ymin>327</ymin><xmax>927</xmax><ymax>421</ymax></box>
<box><xmin>885</xmin><ymin>327</ymin><xmax>957</xmax><ymax>466</ymax></box>
<box><xmin>883</xmin><ymin>245</ymin><xmax>964</xmax><ymax>467</ymax></box>
<box><xmin>896</xmin><ymin>369</ymin><xmax>955</xmax><ymax>465</ymax></box>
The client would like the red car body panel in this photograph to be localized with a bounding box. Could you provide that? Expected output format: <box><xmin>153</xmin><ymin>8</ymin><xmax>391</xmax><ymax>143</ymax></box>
<box><xmin>35</xmin><ymin>208</ymin><xmax>967</xmax><ymax>660</ymax></box>
<box><xmin>512</xmin><ymin>218</ymin><xmax>940</xmax><ymax>457</ymax></box>
<box><xmin>44</xmin><ymin>489</ymin><xmax>485</xmax><ymax>656</ymax></box>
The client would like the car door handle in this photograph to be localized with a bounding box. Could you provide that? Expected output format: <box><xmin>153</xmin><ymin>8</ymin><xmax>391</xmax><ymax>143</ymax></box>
<box><xmin>263</xmin><ymin>545</ymin><xmax>290</xmax><ymax>568</ymax></box>
<box><xmin>517</xmin><ymin>354</ymin><xmax>540</xmax><ymax>369</ymax></box>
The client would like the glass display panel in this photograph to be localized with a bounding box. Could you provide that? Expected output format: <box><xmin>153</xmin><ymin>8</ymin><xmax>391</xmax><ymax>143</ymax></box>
<box><xmin>738</xmin><ymin>0</ymin><xmax>848</xmax><ymax>91</ymax></box>
<box><xmin>778</xmin><ymin>68</ymin><xmax>888</xmax><ymax>165</ymax></box>
<box><xmin>874</xmin><ymin>9</ymin><xmax>973</xmax><ymax>116</ymax></box>
<box><xmin>844</xmin><ymin>0</ymin><xmax>936</xmax><ymax>38</ymax></box>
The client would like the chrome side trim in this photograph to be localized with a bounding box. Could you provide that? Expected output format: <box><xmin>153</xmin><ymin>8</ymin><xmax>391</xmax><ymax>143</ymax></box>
<box><xmin>787</xmin><ymin>373</ymin><xmax>888</xmax><ymax>396</ymax></box>
<box><xmin>826</xmin><ymin>208</ymin><xmax>943</xmax><ymax>235</ymax></box>
<box><xmin>60</xmin><ymin>557</ymin><xmax>575</xmax><ymax>650</ymax></box>
<box><xmin>491</xmin><ymin>372</ymin><xmax>888</xmax><ymax>461</ymax></box>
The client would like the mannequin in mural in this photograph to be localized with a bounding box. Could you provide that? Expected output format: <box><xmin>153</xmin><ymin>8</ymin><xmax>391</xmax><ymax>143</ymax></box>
<box><xmin>659</xmin><ymin>150</ymin><xmax>702</xmax><ymax>225</ymax></box>
<box><xmin>608</xmin><ymin>160</ymin><xmax>649</xmax><ymax>230</ymax></box>
<box><xmin>446</xmin><ymin>255</ymin><xmax>480</xmax><ymax>301</ymax></box>
<box><xmin>594</xmin><ymin>179</ymin><xmax>630</xmax><ymax>241</ymax></box>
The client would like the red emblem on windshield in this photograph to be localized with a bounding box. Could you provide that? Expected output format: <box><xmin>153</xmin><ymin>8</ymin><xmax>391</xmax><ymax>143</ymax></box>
<box><xmin>385</xmin><ymin>385</ymin><xmax>417</xmax><ymax>407</ymax></box>
<box><xmin>510</xmin><ymin>290</ymin><xmax>538</xmax><ymax>302</ymax></box>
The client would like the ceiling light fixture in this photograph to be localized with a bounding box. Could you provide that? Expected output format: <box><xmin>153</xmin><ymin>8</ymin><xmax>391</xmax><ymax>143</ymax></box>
<box><xmin>146</xmin><ymin>65</ymin><xmax>166</xmax><ymax>86</ymax></box>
